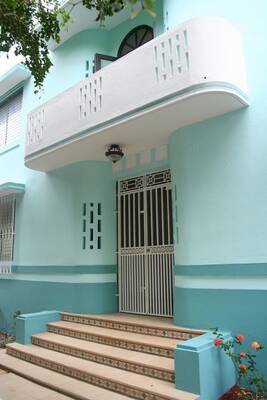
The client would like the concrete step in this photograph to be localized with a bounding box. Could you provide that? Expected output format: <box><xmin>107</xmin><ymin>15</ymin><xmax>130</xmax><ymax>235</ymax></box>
<box><xmin>6</xmin><ymin>343</ymin><xmax>197</xmax><ymax>400</ymax></box>
<box><xmin>0</xmin><ymin>350</ymin><xmax>133</xmax><ymax>400</ymax></box>
<box><xmin>61</xmin><ymin>312</ymin><xmax>203</xmax><ymax>340</ymax></box>
<box><xmin>0</xmin><ymin>372</ymin><xmax>73</xmax><ymax>400</ymax></box>
<box><xmin>48</xmin><ymin>320</ymin><xmax>179</xmax><ymax>358</ymax></box>
<box><xmin>32</xmin><ymin>332</ymin><xmax>175</xmax><ymax>382</ymax></box>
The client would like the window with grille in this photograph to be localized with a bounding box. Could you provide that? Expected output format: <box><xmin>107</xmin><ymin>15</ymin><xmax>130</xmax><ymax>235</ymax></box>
<box><xmin>0</xmin><ymin>91</ymin><xmax>22</xmax><ymax>148</ymax></box>
<box><xmin>0</xmin><ymin>195</ymin><xmax>16</xmax><ymax>274</ymax></box>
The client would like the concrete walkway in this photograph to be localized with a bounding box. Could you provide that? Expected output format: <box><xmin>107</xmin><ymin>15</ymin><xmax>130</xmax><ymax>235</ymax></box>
<box><xmin>0</xmin><ymin>370</ymin><xmax>73</xmax><ymax>400</ymax></box>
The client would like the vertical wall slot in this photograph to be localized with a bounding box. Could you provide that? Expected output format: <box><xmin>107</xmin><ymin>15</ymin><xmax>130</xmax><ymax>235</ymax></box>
<box><xmin>165</xmin><ymin>11</ymin><xmax>169</xmax><ymax>31</ymax></box>
<box><xmin>83</xmin><ymin>203</ymin><xmax>86</xmax><ymax>217</ymax></box>
<box><xmin>186</xmin><ymin>51</ymin><xmax>190</xmax><ymax>70</ymax></box>
<box><xmin>170</xmin><ymin>59</ymin><xmax>174</xmax><ymax>77</ymax></box>
<box><xmin>154</xmin><ymin>46</ymin><xmax>158</xmax><ymax>62</ymax></box>
<box><xmin>155</xmin><ymin>67</ymin><xmax>159</xmax><ymax>83</ymax></box>
<box><xmin>184</xmin><ymin>30</ymin><xmax>188</xmax><ymax>49</ymax></box>
<box><xmin>176</xmin><ymin>45</ymin><xmax>181</xmax><ymax>63</ymax></box>
<box><xmin>168</xmin><ymin>38</ymin><xmax>172</xmax><ymax>54</ymax></box>
<box><xmin>162</xmin><ymin>52</ymin><xmax>166</xmax><ymax>69</ymax></box>
<box><xmin>82</xmin><ymin>202</ymin><xmax>102</xmax><ymax>251</ymax></box>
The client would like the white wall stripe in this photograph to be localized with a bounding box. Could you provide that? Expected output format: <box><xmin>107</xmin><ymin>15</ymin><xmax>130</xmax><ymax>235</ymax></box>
<box><xmin>0</xmin><ymin>273</ymin><xmax>117</xmax><ymax>283</ymax></box>
<box><xmin>175</xmin><ymin>275</ymin><xmax>267</xmax><ymax>290</ymax></box>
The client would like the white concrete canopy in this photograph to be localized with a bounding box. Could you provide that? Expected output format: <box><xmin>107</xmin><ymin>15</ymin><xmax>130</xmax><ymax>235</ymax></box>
<box><xmin>25</xmin><ymin>17</ymin><xmax>249</xmax><ymax>172</ymax></box>
<box><xmin>0</xmin><ymin>182</ymin><xmax>25</xmax><ymax>198</ymax></box>
<box><xmin>0</xmin><ymin>64</ymin><xmax>31</xmax><ymax>98</ymax></box>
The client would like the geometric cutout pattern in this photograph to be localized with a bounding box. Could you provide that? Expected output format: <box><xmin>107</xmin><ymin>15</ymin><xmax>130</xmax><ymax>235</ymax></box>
<box><xmin>154</xmin><ymin>29</ymin><xmax>190</xmax><ymax>84</ymax></box>
<box><xmin>79</xmin><ymin>75</ymin><xmax>103</xmax><ymax>120</ymax></box>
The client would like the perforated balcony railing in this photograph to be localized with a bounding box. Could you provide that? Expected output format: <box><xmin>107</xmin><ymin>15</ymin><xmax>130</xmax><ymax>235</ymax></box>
<box><xmin>25</xmin><ymin>17</ymin><xmax>249</xmax><ymax>171</ymax></box>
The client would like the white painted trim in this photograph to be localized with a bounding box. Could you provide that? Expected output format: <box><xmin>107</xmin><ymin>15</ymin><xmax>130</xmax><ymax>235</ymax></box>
<box><xmin>0</xmin><ymin>273</ymin><xmax>117</xmax><ymax>283</ymax></box>
<box><xmin>175</xmin><ymin>275</ymin><xmax>267</xmax><ymax>290</ymax></box>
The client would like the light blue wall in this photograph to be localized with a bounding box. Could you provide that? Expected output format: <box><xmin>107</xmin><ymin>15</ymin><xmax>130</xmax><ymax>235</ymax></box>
<box><xmin>0</xmin><ymin>278</ymin><xmax>117</xmax><ymax>333</ymax></box>
<box><xmin>1</xmin><ymin>0</ymin><xmax>266</xmax><ymax>385</ymax></box>
<box><xmin>165</xmin><ymin>0</ymin><xmax>267</xmax><ymax>265</ymax></box>
<box><xmin>0</xmin><ymin>6</ymin><xmax>166</xmax><ymax>324</ymax></box>
<box><xmin>0</xmin><ymin>2</ymin><xmax>165</xmax><ymax>269</ymax></box>
<box><xmin>164</xmin><ymin>0</ymin><xmax>267</xmax><ymax>377</ymax></box>
<box><xmin>14</xmin><ymin>161</ymin><xmax>116</xmax><ymax>266</ymax></box>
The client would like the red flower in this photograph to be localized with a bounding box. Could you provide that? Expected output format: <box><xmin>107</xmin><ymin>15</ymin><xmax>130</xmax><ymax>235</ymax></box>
<box><xmin>214</xmin><ymin>338</ymin><xmax>222</xmax><ymax>346</ymax></box>
<box><xmin>251</xmin><ymin>341</ymin><xmax>261</xmax><ymax>350</ymax></box>
<box><xmin>239</xmin><ymin>364</ymin><xmax>247</xmax><ymax>373</ymax></box>
<box><xmin>240</xmin><ymin>352</ymin><xmax>247</xmax><ymax>358</ymax></box>
<box><xmin>235</xmin><ymin>334</ymin><xmax>245</xmax><ymax>342</ymax></box>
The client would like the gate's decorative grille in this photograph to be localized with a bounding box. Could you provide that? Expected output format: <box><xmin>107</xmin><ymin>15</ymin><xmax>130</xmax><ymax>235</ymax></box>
<box><xmin>0</xmin><ymin>195</ymin><xmax>16</xmax><ymax>274</ymax></box>
<box><xmin>118</xmin><ymin>169</ymin><xmax>174</xmax><ymax>317</ymax></box>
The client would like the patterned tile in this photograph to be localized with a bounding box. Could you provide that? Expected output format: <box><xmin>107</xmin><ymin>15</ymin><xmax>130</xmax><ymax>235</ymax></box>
<box><xmin>47</xmin><ymin>325</ymin><xmax>174</xmax><ymax>358</ymax></box>
<box><xmin>61</xmin><ymin>314</ymin><xmax>198</xmax><ymax>341</ymax></box>
<box><xmin>32</xmin><ymin>337</ymin><xmax>174</xmax><ymax>383</ymax></box>
<box><xmin>7</xmin><ymin>348</ymin><xmax>174</xmax><ymax>400</ymax></box>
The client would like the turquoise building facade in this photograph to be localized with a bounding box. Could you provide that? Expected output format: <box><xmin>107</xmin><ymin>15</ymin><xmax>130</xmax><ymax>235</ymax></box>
<box><xmin>0</xmin><ymin>0</ymin><xmax>266</xmax><ymax>379</ymax></box>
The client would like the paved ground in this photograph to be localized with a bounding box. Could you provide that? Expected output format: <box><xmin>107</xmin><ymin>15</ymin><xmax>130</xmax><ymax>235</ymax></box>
<box><xmin>0</xmin><ymin>370</ymin><xmax>73</xmax><ymax>400</ymax></box>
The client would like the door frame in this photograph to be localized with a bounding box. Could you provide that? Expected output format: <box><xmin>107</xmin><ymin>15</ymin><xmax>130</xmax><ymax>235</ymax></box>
<box><xmin>117</xmin><ymin>169</ymin><xmax>174</xmax><ymax>316</ymax></box>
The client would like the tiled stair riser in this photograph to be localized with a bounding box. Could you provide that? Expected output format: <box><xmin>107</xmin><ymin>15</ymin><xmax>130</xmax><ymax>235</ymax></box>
<box><xmin>47</xmin><ymin>325</ymin><xmax>174</xmax><ymax>358</ymax></box>
<box><xmin>61</xmin><ymin>314</ymin><xmax>197</xmax><ymax>340</ymax></box>
<box><xmin>6</xmin><ymin>347</ymin><xmax>177</xmax><ymax>400</ymax></box>
<box><xmin>31</xmin><ymin>336</ymin><xmax>175</xmax><ymax>382</ymax></box>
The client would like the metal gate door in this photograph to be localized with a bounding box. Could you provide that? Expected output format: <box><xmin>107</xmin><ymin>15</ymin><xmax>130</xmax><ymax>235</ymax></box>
<box><xmin>118</xmin><ymin>169</ymin><xmax>174</xmax><ymax>316</ymax></box>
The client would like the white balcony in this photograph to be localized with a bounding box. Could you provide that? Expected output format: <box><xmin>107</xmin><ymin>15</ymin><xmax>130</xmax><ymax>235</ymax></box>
<box><xmin>25</xmin><ymin>17</ymin><xmax>249</xmax><ymax>172</ymax></box>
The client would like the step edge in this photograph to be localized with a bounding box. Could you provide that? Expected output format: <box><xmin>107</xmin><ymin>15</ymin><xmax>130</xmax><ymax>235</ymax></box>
<box><xmin>33</xmin><ymin>334</ymin><xmax>175</xmax><ymax>383</ymax></box>
<box><xmin>47</xmin><ymin>322</ymin><xmax>178</xmax><ymax>350</ymax></box>
<box><xmin>61</xmin><ymin>312</ymin><xmax>204</xmax><ymax>335</ymax></box>
<box><xmin>6</xmin><ymin>345</ymin><xmax>191</xmax><ymax>400</ymax></box>
<box><xmin>0</xmin><ymin>356</ymin><xmax>88</xmax><ymax>400</ymax></box>
<box><xmin>7</xmin><ymin>343</ymin><xmax>174</xmax><ymax>385</ymax></box>
<box><xmin>0</xmin><ymin>354</ymin><xmax>133</xmax><ymax>400</ymax></box>
<box><xmin>32</xmin><ymin>335</ymin><xmax>174</xmax><ymax>373</ymax></box>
